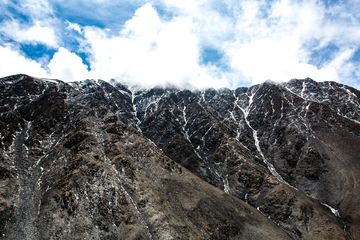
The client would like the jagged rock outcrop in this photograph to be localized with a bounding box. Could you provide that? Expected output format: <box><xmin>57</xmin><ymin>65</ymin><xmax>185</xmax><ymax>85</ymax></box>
<box><xmin>0</xmin><ymin>74</ymin><xmax>297</xmax><ymax>239</ymax></box>
<box><xmin>68</xmin><ymin>77</ymin><xmax>360</xmax><ymax>239</ymax></box>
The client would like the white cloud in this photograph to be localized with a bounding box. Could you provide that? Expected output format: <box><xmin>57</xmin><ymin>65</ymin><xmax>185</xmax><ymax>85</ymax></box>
<box><xmin>324</xmin><ymin>48</ymin><xmax>357</xmax><ymax>81</ymax></box>
<box><xmin>122</xmin><ymin>3</ymin><xmax>163</xmax><ymax>40</ymax></box>
<box><xmin>25</xmin><ymin>25</ymin><xmax>57</xmax><ymax>47</ymax></box>
<box><xmin>73</xmin><ymin>0</ymin><xmax>360</xmax><ymax>88</ymax></box>
<box><xmin>82</xmin><ymin>3</ymin><xmax>227</xmax><ymax>88</ymax></box>
<box><xmin>48</xmin><ymin>47</ymin><xmax>90</xmax><ymax>81</ymax></box>
<box><xmin>0</xmin><ymin>21</ymin><xmax>57</xmax><ymax>47</ymax></box>
<box><xmin>220</xmin><ymin>0</ymin><xmax>359</xmax><ymax>85</ymax></box>
<box><xmin>0</xmin><ymin>45</ymin><xmax>48</xmax><ymax>78</ymax></box>
<box><xmin>66</xmin><ymin>21</ymin><xmax>82</xmax><ymax>33</ymax></box>
<box><xmin>231</xmin><ymin>37</ymin><xmax>338</xmax><ymax>84</ymax></box>
<box><xmin>1</xmin><ymin>0</ymin><xmax>359</xmax><ymax>89</ymax></box>
<box><xmin>21</xmin><ymin>0</ymin><xmax>53</xmax><ymax>17</ymax></box>
<box><xmin>327</xmin><ymin>49</ymin><xmax>357</xmax><ymax>70</ymax></box>
<box><xmin>0</xmin><ymin>45</ymin><xmax>91</xmax><ymax>82</ymax></box>
<box><xmin>151</xmin><ymin>0</ymin><xmax>347</xmax><ymax>85</ymax></box>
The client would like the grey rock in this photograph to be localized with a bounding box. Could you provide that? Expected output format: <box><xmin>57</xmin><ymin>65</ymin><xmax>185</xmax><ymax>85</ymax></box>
<box><xmin>68</xmin><ymin>77</ymin><xmax>359</xmax><ymax>239</ymax></box>
<box><xmin>0</xmin><ymin>74</ymin><xmax>294</xmax><ymax>239</ymax></box>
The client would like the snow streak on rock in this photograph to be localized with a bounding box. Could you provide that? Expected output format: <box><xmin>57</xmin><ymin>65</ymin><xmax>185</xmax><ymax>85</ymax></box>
<box><xmin>321</xmin><ymin>203</ymin><xmax>341</xmax><ymax>218</ymax></box>
<box><xmin>234</xmin><ymin>89</ymin><xmax>289</xmax><ymax>185</ymax></box>
<box><xmin>131</xmin><ymin>90</ymin><xmax>143</xmax><ymax>134</ymax></box>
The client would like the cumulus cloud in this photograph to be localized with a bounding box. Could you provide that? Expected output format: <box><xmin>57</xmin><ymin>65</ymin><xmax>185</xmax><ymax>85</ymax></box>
<box><xmin>82</xmin><ymin>3</ymin><xmax>227</xmax><ymax>88</ymax></box>
<box><xmin>1</xmin><ymin>0</ymin><xmax>360</xmax><ymax>89</ymax></box>
<box><xmin>57</xmin><ymin>0</ymin><xmax>360</xmax><ymax>87</ymax></box>
<box><xmin>231</xmin><ymin>37</ymin><xmax>338</xmax><ymax>84</ymax></box>
<box><xmin>48</xmin><ymin>47</ymin><xmax>90</xmax><ymax>81</ymax></box>
<box><xmin>219</xmin><ymin>0</ymin><xmax>359</xmax><ymax>85</ymax></box>
<box><xmin>0</xmin><ymin>45</ymin><xmax>48</xmax><ymax>77</ymax></box>
<box><xmin>146</xmin><ymin>0</ymin><xmax>359</xmax><ymax>86</ymax></box>
<box><xmin>0</xmin><ymin>45</ymin><xmax>91</xmax><ymax>82</ymax></box>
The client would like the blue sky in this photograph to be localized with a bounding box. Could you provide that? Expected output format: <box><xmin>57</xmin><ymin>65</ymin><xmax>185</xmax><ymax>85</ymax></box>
<box><xmin>0</xmin><ymin>0</ymin><xmax>360</xmax><ymax>89</ymax></box>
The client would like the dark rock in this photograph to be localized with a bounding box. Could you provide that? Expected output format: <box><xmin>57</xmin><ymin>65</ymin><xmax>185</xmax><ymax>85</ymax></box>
<box><xmin>0</xmin><ymin>74</ymin><xmax>294</xmax><ymax>239</ymax></box>
<box><xmin>67</xmin><ymin>76</ymin><xmax>360</xmax><ymax>239</ymax></box>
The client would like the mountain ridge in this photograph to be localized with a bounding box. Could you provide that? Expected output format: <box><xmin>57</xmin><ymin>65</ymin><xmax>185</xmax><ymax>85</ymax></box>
<box><xmin>69</xmin><ymin>75</ymin><xmax>360</xmax><ymax>239</ymax></box>
<box><xmin>1</xmin><ymin>74</ymin><xmax>359</xmax><ymax>239</ymax></box>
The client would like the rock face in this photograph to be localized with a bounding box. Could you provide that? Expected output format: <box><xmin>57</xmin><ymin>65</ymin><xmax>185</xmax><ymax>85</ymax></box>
<box><xmin>1</xmin><ymin>74</ymin><xmax>359</xmax><ymax>239</ymax></box>
<box><xmin>0</xmin><ymin>74</ymin><xmax>294</xmax><ymax>239</ymax></box>
<box><xmin>69</xmin><ymin>77</ymin><xmax>360</xmax><ymax>240</ymax></box>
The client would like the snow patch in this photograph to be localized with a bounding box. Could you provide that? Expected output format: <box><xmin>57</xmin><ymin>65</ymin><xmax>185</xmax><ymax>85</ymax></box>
<box><xmin>321</xmin><ymin>203</ymin><xmax>341</xmax><ymax>218</ymax></box>
<box><xmin>223</xmin><ymin>174</ymin><xmax>230</xmax><ymax>194</ymax></box>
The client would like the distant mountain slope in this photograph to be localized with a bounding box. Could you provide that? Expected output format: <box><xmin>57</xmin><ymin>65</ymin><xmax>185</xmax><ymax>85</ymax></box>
<box><xmin>0</xmin><ymin>74</ymin><xmax>296</xmax><ymax>239</ymax></box>
<box><xmin>69</xmin><ymin>77</ymin><xmax>360</xmax><ymax>239</ymax></box>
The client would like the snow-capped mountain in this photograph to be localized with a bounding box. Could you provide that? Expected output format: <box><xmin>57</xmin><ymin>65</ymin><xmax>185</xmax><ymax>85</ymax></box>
<box><xmin>1</xmin><ymin>74</ymin><xmax>359</xmax><ymax>239</ymax></box>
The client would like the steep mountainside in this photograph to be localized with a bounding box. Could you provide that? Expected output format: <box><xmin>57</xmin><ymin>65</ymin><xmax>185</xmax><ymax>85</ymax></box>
<box><xmin>1</xmin><ymin>74</ymin><xmax>359</xmax><ymax>239</ymax></box>
<box><xmin>69</xmin><ymin>77</ymin><xmax>360</xmax><ymax>239</ymax></box>
<box><xmin>0</xmin><ymin>74</ymin><xmax>296</xmax><ymax>239</ymax></box>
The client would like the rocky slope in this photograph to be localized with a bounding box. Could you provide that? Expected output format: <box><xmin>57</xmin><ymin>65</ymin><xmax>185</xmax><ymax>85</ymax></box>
<box><xmin>68</xmin><ymin>77</ymin><xmax>360</xmax><ymax>239</ymax></box>
<box><xmin>0</xmin><ymin>74</ymin><xmax>297</xmax><ymax>239</ymax></box>
<box><xmin>1</xmin><ymin>74</ymin><xmax>359</xmax><ymax>239</ymax></box>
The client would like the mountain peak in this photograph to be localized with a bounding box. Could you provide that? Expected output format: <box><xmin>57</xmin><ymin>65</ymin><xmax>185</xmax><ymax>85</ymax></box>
<box><xmin>1</xmin><ymin>74</ymin><xmax>359</xmax><ymax>239</ymax></box>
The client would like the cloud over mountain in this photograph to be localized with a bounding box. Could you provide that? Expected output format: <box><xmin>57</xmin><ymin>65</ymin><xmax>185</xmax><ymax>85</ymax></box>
<box><xmin>0</xmin><ymin>0</ymin><xmax>359</xmax><ymax>89</ymax></box>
